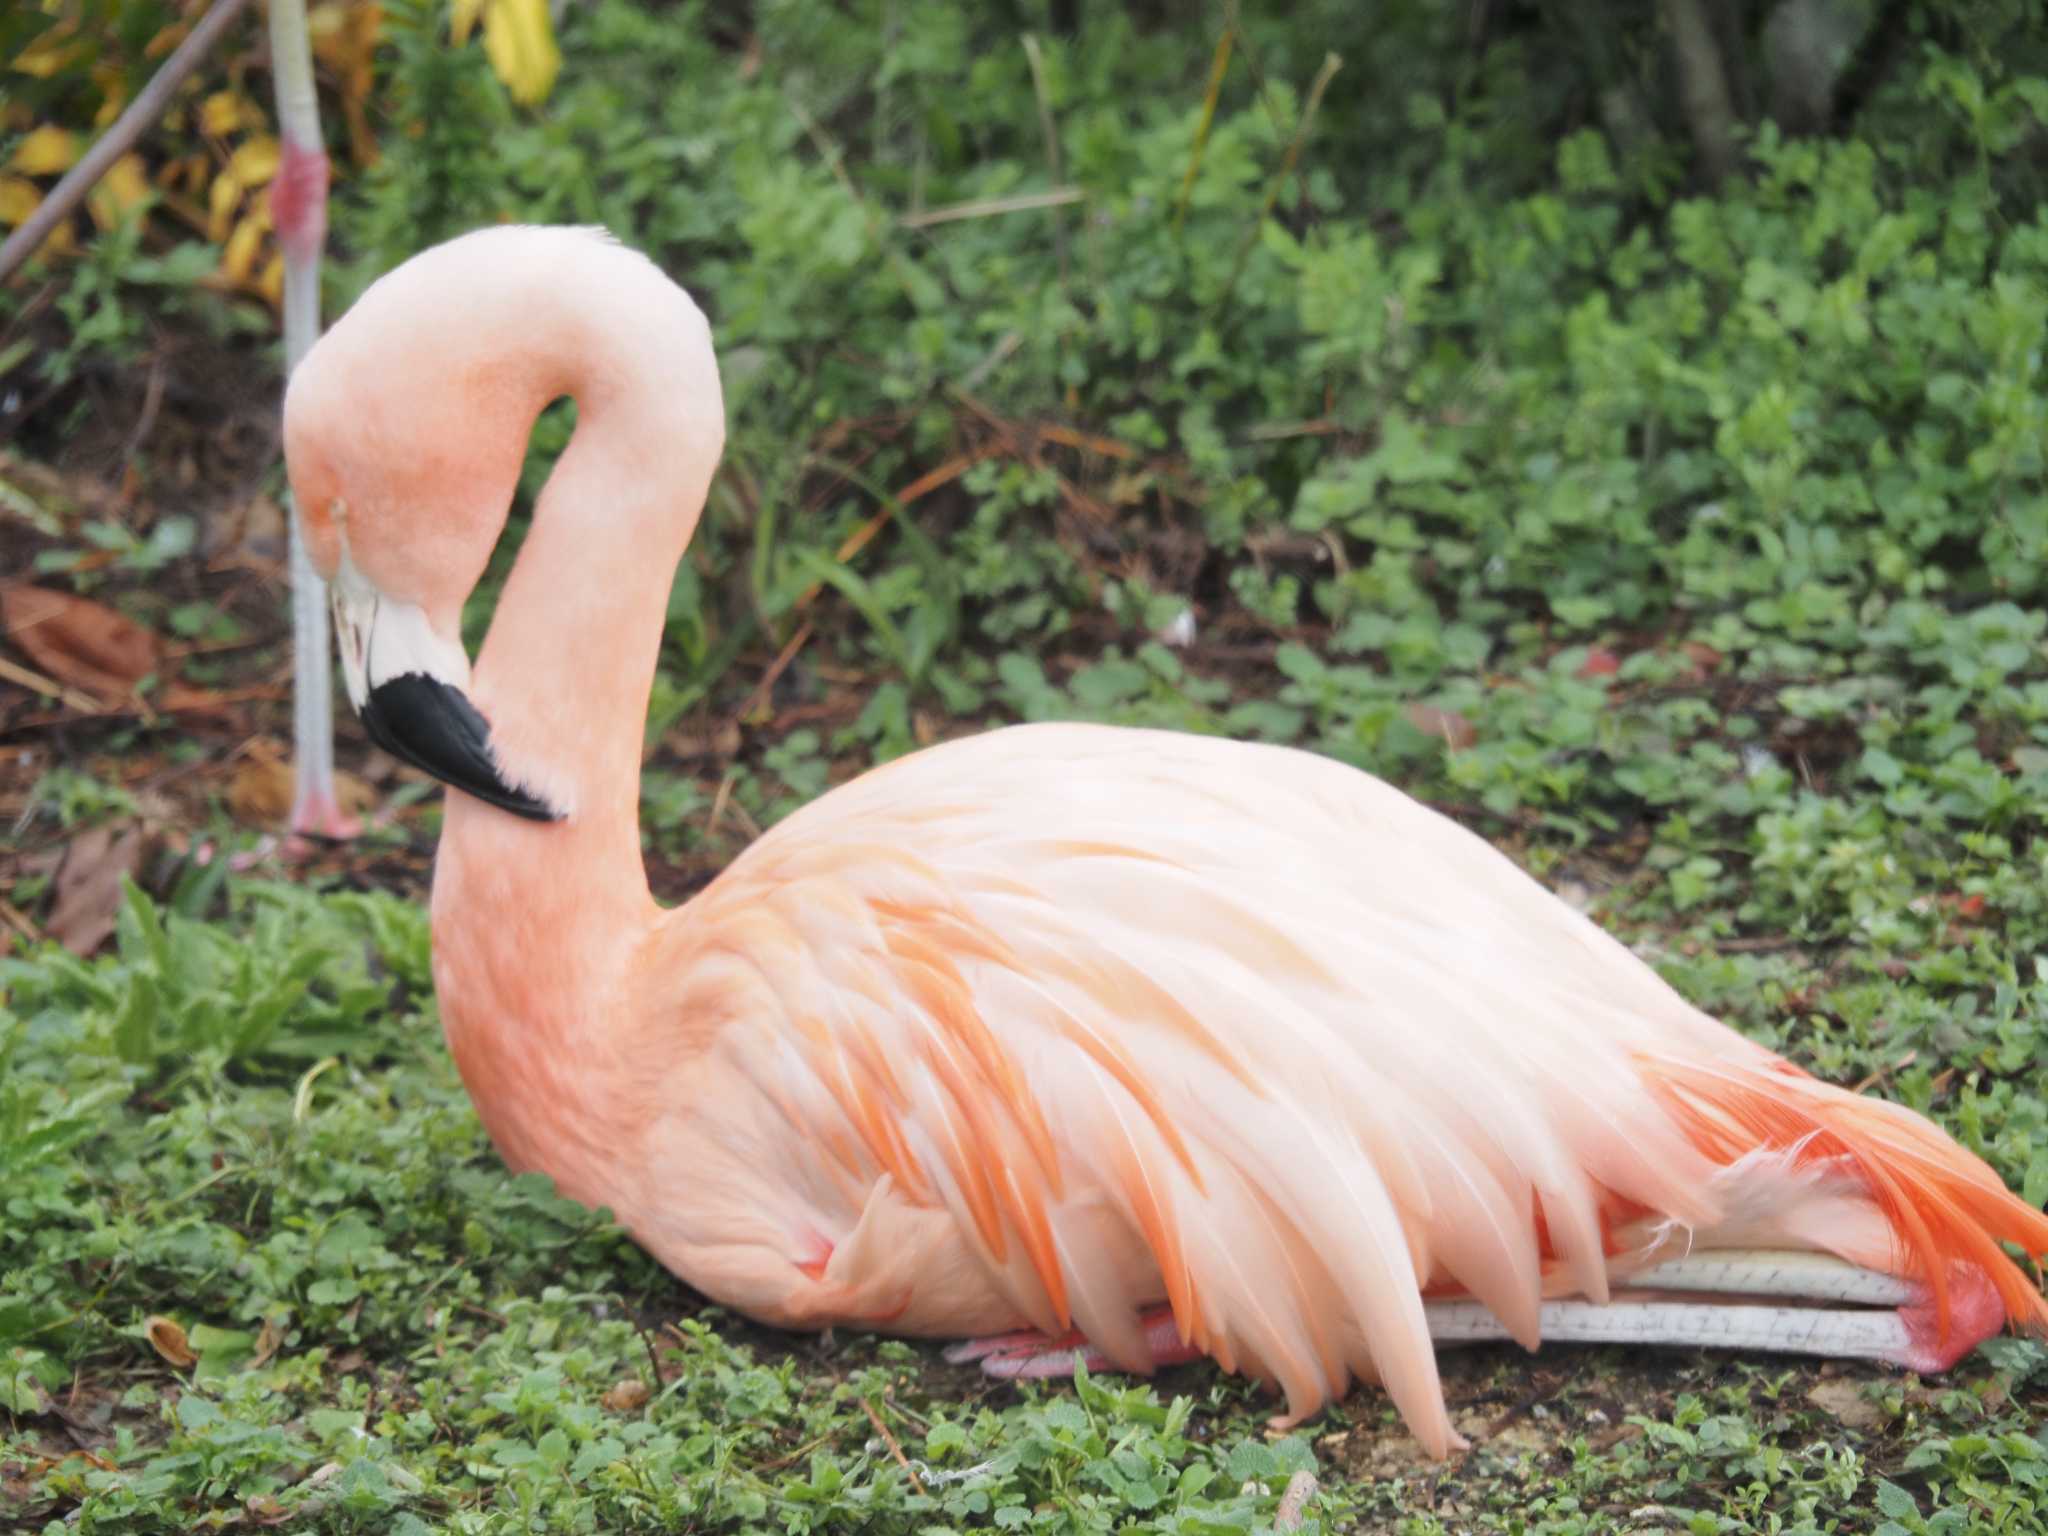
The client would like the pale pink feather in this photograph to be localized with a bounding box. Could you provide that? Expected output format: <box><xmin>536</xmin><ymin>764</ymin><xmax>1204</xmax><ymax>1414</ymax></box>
<box><xmin>282</xmin><ymin>228</ymin><xmax>2048</xmax><ymax>1462</ymax></box>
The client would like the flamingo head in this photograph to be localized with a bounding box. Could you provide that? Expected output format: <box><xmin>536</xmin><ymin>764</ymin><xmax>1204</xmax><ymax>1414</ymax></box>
<box><xmin>280</xmin><ymin>228</ymin><xmax>636</xmax><ymax>822</ymax></box>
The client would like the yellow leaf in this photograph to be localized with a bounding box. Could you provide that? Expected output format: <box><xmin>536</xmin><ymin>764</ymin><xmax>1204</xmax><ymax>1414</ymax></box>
<box><xmin>450</xmin><ymin>0</ymin><xmax>485</xmax><ymax>47</ymax></box>
<box><xmin>480</xmin><ymin>0</ymin><xmax>559</xmax><ymax>106</ymax></box>
<box><xmin>308</xmin><ymin>0</ymin><xmax>346</xmax><ymax>45</ymax></box>
<box><xmin>92</xmin><ymin>65</ymin><xmax>128</xmax><ymax>129</ymax></box>
<box><xmin>11</xmin><ymin>126</ymin><xmax>77</xmax><ymax>176</ymax></box>
<box><xmin>0</xmin><ymin>176</ymin><xmax>42</xmax><ymax>227</ymax></box>
<box><xmin>86</xmin><ymin>154</ymin><xmax>150</xmax><ymax>230</ymax></box>
<box><xmin>201</xmin><ymin>90</ymin><xmax>258</xmax><ymax>138</ymax></box>
<box><xmin>222</xmin><ymin>213</ymin><xmax>266</xmax><ymax>284</ymax></box>
<box><xmin>207</xmin><ymin>170</ymin><xmax>243</xmax><ymax>243</ymax></box>
<box><xmin>12</xmin><ymin>31</ymin><xmax>83</xmax><ymax>79</ymax></box>
<box><xmin>0</xmin><ymin>176</ymin><xmax>70</xmax><ymax>258</ymax></box>
<box><xmin>229</xmin><ymin>135</ymin><xmax>281</xmax><ymax>188</ymax></box>
<box><xmin>258</xmin><ymin>252</ymin><xmax>285</xmax><ymax>308</ymax></box>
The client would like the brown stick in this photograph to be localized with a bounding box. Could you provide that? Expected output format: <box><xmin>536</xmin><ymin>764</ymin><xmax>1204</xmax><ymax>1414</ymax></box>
<box><xmin>0</xmin><ymin>0</ymin><xmax>256</xmax><ymax>283</ymax></box>
<box><xmin>736</xmin><ymin>620</ymin><xmax>813</xmax><ymax>725</ymax></box>
<box><xmin>1275</xmin><ymin>1469</ymin><xmax>1320</xmax><ymax>1532</ymax></box>
<box><xmin>0</xmin><ymin>654</ymin><xmax>104</xmax><ymax>714</ymax></box>
<box><xmin>859</xmin><ymin>1397</ymin><xmax>926</xmax><ymax>1496</ymax></box>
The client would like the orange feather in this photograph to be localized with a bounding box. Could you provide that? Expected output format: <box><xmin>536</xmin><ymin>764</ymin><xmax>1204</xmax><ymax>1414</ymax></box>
<box><xmin>283</xmin><ymin>227</ymin><xmax>2048</xmax><ymax>1461</ymax></box>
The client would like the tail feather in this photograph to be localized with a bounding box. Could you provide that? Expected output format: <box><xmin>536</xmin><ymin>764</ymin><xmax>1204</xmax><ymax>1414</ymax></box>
<box><xmin>1639</xmin><ymin>1051</ymin><xmax>2048</xmax><ymax>1348</ymax></box>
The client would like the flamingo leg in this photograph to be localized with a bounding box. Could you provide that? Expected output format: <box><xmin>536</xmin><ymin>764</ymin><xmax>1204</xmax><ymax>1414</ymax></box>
<box><xmin>1429</xmin><ymin>1247</ymin><xmax>2005</xmax><ymax>1375</ymax></box>
<box><xmin>946</xmin><ymin>1250</ymin><xmax>2006</xmax><ymax>1387</ymax></box>
<box><xmin>268</xmin><ymin>0</ymin><xmax>359</xmax><ymax>844</ymax></box>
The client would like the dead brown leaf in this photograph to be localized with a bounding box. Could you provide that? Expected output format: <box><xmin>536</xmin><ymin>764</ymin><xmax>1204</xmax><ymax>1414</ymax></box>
<box><xmin>249</xmin><ymin>1316</ymin><xmax>285</xmax><ymax>1369</ymax></box>
<box><xmin>243</xmin><ymin>1493</ymin><xmax>292</xmax><ymax>1526</ymax></box>
<box><xmin>601</xmin><ymin>1378</ymin><xmax>651</xmax><ymax>1412</ymax></box>
<box><xmin>1681</xmin><ymin>640</ymin><xmax>1723</xmax><ymax>678</ymax></box>
<box><xmin>43</xmin><ymin>824</ymin><xmax>148</xmax><ymax>956</ymax></box>
<box><xmin>153</xmin><ymin>680</ymin><xmax>233</xmax><ymax>718</ymax></box>
<box><xmin>228</xmin><ymin>754</ymin><xmax>376</xmax><ymax>827</ymax></box>
<box><xmin>659</xmin><ymin>722</ymin><xmax>742</xmax><ymax>762</ymax></box>
<box><xmin>228</xmin><ymin>757</ymin><xmax>293</xmax><ymax>824</ymax></box>
<box><xmin>1805</xmin><ymin>1376</ymin><xmax>1887</xmax><ymax>1431</ymax></box>
<box><xmin>145</xmin><ymin>1316</ymin><xmax>196</xmax><ymax>1369</ymax></box>
<box><xmin>1404</xmin><ymin>702</ymin><xmax>1477</xmax><ymax>751</ymax></box>
<box><xmin>1</xmin><ymin>585</ymin><xmax>160</xmax><ymax>703</ymax></box>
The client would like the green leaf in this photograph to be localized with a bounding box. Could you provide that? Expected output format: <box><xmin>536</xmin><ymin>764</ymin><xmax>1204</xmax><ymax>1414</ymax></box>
<box><xmin>1874</xmin><ymin>1480</ymin><xmax>1921</xmax><ymax>1521</ymax></box>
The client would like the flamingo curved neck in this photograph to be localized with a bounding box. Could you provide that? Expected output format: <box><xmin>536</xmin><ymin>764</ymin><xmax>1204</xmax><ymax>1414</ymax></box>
<box><xmin>425</xmin><ymin>287</ymin><xmax>724</xmax><ymax>1182</ymax></box>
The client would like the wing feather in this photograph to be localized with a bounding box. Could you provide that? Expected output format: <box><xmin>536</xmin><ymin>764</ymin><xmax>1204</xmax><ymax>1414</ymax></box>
<box><xmin>660</xmin><ymin>722</ymin><xmax>2041</xmax><ymax>1453</ymax></box>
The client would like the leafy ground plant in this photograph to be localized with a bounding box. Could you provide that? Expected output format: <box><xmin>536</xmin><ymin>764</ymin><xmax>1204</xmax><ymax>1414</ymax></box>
<box><xmin>4</xmin><ymin>0</ymin><xmax>2048</xmax><ymax>1531</ymax></box>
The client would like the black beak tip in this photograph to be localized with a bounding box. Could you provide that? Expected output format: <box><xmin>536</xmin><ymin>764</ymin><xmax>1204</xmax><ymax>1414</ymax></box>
<box><xmin>358</xmin><ymin>674</ymin><xmax>563</xmax><ymax>823</ymax></box>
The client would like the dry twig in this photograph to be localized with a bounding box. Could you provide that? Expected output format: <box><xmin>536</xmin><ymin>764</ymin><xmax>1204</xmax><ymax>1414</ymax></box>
<box><xmin>0</xmin><ymin>0</ymin><xmax>256</xmax><ymax>283</ymax></box>
<box><xmin>859</xmin><ymin>1397</ymin><xmax>926</xmax><ymax>1496</ymax></box>
<box><xmin>900</xmin><ymin>188</ymin><xmax>1083</xmax><ymax>228</ymax></box>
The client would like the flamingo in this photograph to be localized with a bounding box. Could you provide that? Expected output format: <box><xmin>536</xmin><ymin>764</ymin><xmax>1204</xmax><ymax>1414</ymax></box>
<box><xmin>281</xmin><ymin>226</ymin><xmax>2048</xmax><ymax>1457</ymax></box>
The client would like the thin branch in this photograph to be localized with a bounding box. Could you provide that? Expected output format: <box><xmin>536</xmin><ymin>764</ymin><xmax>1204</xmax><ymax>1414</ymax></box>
<box><xmin>1175</xmin><ymin>23</ymin><xmax>1235</xmax><ymax>233</ymax></box>
<box><xmin>1019</xmin><ymin>34</ymin><xmax>1068</xmax><ymax>290</ymax></box>
<box><xmin>735</xmin><ymin>620</ymin><xmax>813</xmax><ymax>725</ymax></box>
<box><xmin>787</xmin><ymin>94</ymin><xmax>928</xmax><ymax>305</ymax></box>
<box><xmin>1219</xmin><ymin>51</ymin><xmax>1342</xmax><ymax>309</ymax></box>
<box><xmin>0</xmin><ymin>654</ymin><xmax>104</xmax><ymax>714</ymax></box>
<box><xmin>859</xmin><ymin>1397</ymin><xmax>926</xmax><ymax>1496</ymax></box>
<box><xmin>900</xmin><ymin>188</ymin><xmax>1083</xmax><ymax>228</ymax></box>
<box><xmin>0</xmin><ymin>0</ymin><xmax>256</xmax><ymax>284</ymax></box>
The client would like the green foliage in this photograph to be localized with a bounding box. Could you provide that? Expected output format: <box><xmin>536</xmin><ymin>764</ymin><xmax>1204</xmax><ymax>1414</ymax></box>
<box><xmin>0</xmin><ymin>886</ymin><xmax>1346</xmax><ymax>1530</ymax></box>
<box><xmin>0</xmin><ymin>0</ymin><xmax>190</xmax><ymax>137</ymax></box>
<box><xmin>4</xmin><ymin>880</ymin><xmax>2043</xmax><ymax>1532</ymax></box>
<box><xmin>26</xmin><ymin>767</ymin><xmax>141</xmax><ymax>829</ymax></box>
<box><xmin>8</xmin><ymin>0</ymin><xmax>2048</xmax><ymax>1528</ymax></box>
<box><xmin>300</xmin><ymin>1</ymin><xmax>2048</xmax><ymax>828</ymax></box>
<box><xmin>337</xmin><ymin>0</ymin><xmax>520</xmax><ymax>280</ymax></box>
<box><xmin>1</xmin><ymin>227</ymin><xmax>233</xmax><ymax>429</ymax></box>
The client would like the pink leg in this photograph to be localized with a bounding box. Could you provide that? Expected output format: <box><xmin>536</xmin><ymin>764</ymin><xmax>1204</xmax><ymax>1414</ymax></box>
<box><xmin>282</xmin><ymin>786</ymin><xmax>364</xmax><ymax>862</ymax></box>
<box><xmin>1426</xmin><ymin>1252</ymin><xmax>2011</xmax><ymax>1373</ymax></box>
<box><xmin>943</xmin><ymin>1305</ymin><xmax>1200</xmax><ymax>1380</ymax></box>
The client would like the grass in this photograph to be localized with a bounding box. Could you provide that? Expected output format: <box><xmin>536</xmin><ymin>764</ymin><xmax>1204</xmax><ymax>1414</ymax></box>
<box><xmin>4</xmin><ymin>0</ymin><xmax>2048</xmax><ymax>1530</ymax></box>
<box><xmin>2</xmin><ymin>883</ymin><xmax>2044</xmax><ymax>1533</ymax></box>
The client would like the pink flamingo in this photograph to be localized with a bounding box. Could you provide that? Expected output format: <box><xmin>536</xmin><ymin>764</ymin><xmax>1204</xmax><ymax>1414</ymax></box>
<box><xmin>282</xmin><ymin>227</ymin><xmax>2047</xmax><ymax>1457</ymax></box>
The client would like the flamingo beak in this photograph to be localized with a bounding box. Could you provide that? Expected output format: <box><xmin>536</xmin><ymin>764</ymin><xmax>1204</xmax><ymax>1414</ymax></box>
<box><xmin>330</xmin><ymin>559</ymin><xmax>563</xmax><ymax>823</ymax></box>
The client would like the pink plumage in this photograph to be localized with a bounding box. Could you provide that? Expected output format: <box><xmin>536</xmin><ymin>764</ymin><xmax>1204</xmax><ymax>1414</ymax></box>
<box><xmin>283</xmin><ymin>227</ymin><xmax>2048</xmax><ymax>1459</ymax></box>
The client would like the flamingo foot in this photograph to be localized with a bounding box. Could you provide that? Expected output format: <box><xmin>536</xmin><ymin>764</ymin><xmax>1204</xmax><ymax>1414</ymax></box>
<box><xmin>286</xmin><ymin>787</ymin><xmax>363</xmax><ymax>848</ymax></box>
<box><xmin>943</xmin><ymin>1305</ymin><xmax>1198</xmax><ymax>1381</ymax></box>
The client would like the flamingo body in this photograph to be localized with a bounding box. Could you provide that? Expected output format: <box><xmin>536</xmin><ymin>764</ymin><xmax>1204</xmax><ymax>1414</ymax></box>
<box><xmin>283</xmin><ymin>227</ymin><xmax>2048</xmax><ymax>1459</ymax></box>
